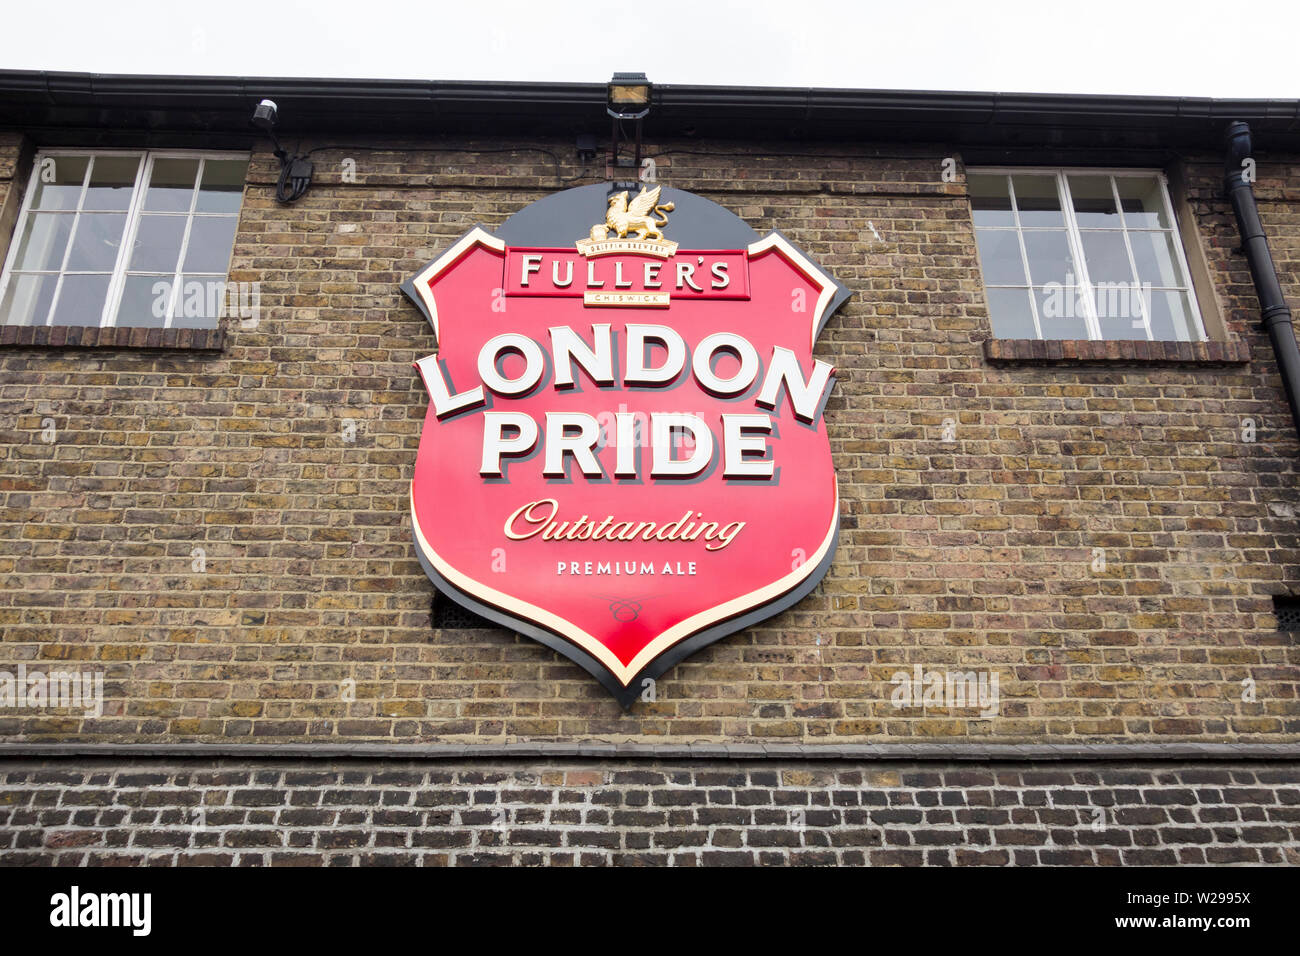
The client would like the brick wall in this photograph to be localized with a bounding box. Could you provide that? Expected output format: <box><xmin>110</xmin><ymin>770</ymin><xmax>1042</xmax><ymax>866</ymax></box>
<box><xmin>0</xmin><ymin>136</ymin><xmax>1297</xmax><ymax>744</ymax></box>
<box><xmin>2</xmin><ymin>757</ymin><xmax>1296</xmax><ymax>866</ymax></box>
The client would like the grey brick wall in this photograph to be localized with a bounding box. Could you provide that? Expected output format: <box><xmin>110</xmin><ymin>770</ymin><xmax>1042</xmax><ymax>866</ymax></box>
<box><xmin>2</xmin><ymin>757</ymin><xmax>1297</xmax><ymax>866</ymax></box>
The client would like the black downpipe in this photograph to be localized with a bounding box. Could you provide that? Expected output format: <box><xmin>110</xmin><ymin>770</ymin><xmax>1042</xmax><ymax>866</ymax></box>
<box><xmin>1224</xmin><ymin>121</ymin><xmax>1300</xmax><ymax>441</ymax></box>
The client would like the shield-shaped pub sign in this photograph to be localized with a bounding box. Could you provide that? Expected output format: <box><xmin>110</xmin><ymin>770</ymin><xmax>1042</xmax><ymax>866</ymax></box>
<box><xmin>402</xmin><ymin>183</ymin><xmax>850</xmax><ymax>706</ymax></box>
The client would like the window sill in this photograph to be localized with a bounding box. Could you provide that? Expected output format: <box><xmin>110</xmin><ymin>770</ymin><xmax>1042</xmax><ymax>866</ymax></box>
<box><xmin>0</xmin><ymin>325</ymin><xmax>224</xmax><ymax>351</ymax></box>
<box><xmin>983</xmin><ymin>338</ymin><xmax>1251</xmax><ymax>366</ymax></box>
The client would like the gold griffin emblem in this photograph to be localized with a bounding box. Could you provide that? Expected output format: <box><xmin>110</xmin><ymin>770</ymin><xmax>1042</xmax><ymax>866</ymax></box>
<box><xmin>576</xmin><ymin>186</ymin><xmax>678</xmax><ymax>258</ymax></box>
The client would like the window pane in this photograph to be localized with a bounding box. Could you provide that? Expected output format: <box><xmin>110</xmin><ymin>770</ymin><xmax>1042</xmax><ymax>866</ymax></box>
<box><xmin>1129</xmin><ymin>231</ymin><xmax>1185</xmax><ymax>288</ymax></box>
<box><xmin>83</xmin><ymin>156</ymin><xmax>139</xmax><ymax>211</ymax></box>
<box><xmin>975</xmin><ymin>229</ymin><xmax>1025</xmax><ymax>285</ymax></box>
<box><xmin>1079</xmin><ymin>230</ymin><xmax>1134</xmax><ymax>284</ymax></box>
<box><xmin>13</xmin><ymin>213</ymin><xmax>74</xmax><ymax>272</ymax></box>
<box><xmin>1068</xmin><ymin>175</ymin><xmax>1120</xmax><ymax>227</ymax></box>
<box><xmin>1022</xmin><ymin>229</ymin><xmax>1076</xmax><ymax>286</ymax></box>
<box><xmin>116</xmin><ymin>274</ymin><xmax>174</xmax><ymax>328</ymax></box>
<box><xmin>1146</xmin><ymin>289</ymin><xmax>1198</xmax><ymax>342</ymax></box>
<box><xmin>1116</xmin><ymin>176</ymin><xmax>1171</xmax><ymax>229</ymax></box>
<box><xmin>1096</xmin><ymin>286</ymin><xmax>1149</xmax><ymax>340</ymax></box>
<box><xmin>196</xmin><ymin>159</ymin><xmax>248</xmax><ymax>214</ymax></box>
<box><xmin>1012</xmin><ymin>175</ymin><xmax>1063</xmax><ymax>227</ymax></box>
<box><xmin>65</xmin><ymin>213</ymin><xmax>128</xmax><ymax>272</ymax></box>
<box><xmin>968</xmin><ymin>175</ymin><xmax>1014</xmax><ymax>227</ymax></box>
<box><xmin>145</xmin><ymin>158</ymin><xmax>199</xmax><ymax>212</ymax></box>
<box><xmin>29</xmin><ymin>156</ymin><xmax>89</xmax><ymax>210</ymax></box>
<box><xmin>986</xmin><ymin>287</ymin><xmax>1036</xmax><ymax>338</ymax></box>
<box><xmin>1034</xmin><ymin>286</ymin><xmax>1088</xmax><ymax>339</ymax></box>
<box><xmin>182</xmin><ymin>216</ymin><xmax>239</xmax><ymax>273</ymax></box>
<box><xmin>50</xmin><ymin>274</ymin><xmax>110</xmax><ymax>326</ymax></box>
<box><xmin>128</xmin><ymin>214</ymin><xmax>187</xmax><ymax>273</ymax></box>
<box><xmin>969</xmin><ymin>166</ymin><xmax>1205</xmax><ymax>344</ymax></box>
<box><xmin>4</xmin><ymin>151</ymin><xmax>248</xmax><ymax>331</ymax></box>
<box><xmin>172</xmin><ymin>275</ymin><xmax>226</xmax><ymax>328</ymax></box>
<box><xmin>0</xmin><ymin>273</ymin><xmax>59</xmax><ymax>326</ymax></box>
<box><xmin>1097</xmin><ymin>315</ymin><xmax>1147</xmax><ymax>340</ymax></box>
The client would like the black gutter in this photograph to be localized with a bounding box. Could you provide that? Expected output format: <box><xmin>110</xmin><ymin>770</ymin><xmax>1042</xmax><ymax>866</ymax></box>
<box><xmin>3</xmin><ymin>70</ymin><xmax>1300</xmax><ymax>152</ymax></box>
<box><xmin>1224</xmin><ymin>122</ymin><xmax>1300</xmax><ymax>442</ymax></box>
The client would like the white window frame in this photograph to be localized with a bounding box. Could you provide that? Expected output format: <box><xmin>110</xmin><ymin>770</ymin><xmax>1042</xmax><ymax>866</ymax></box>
<box><xmin>969</xmin><ymin>167</ymin><xmax>1208</xmax><ymax>342</ymax></box>
<box><xmin>0</xmin><ymin>148</ymin><xmax>250</xmax><ymax>330</ymax></box>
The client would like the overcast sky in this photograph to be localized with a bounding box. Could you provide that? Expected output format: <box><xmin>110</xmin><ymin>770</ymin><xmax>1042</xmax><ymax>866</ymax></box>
<box><xmin>7</xmin><ymin>0</ymin><xmax>1300</xmax><ymax>98</ymax></box>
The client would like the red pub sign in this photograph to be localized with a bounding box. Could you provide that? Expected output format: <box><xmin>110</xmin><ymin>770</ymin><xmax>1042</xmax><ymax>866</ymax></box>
<box><xmin>402</xmin><ymin>184</ymin><xmax>850</xmax><ymax>705</ymax></box>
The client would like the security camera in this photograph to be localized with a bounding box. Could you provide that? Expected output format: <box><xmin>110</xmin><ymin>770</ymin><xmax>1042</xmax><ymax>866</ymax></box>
<box><xmin>252</xmin><ymin>99</ymin><xmax>278</xmax><ymax>132</ymax></box>
<box><xmin>249</xmin><ymin>97</ymin><xmax>310</xmax><ymax>202</ymax></box>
